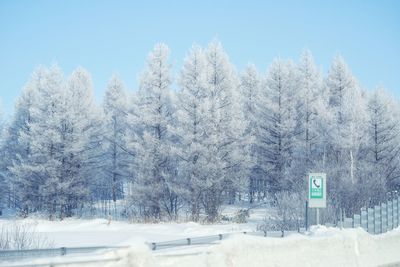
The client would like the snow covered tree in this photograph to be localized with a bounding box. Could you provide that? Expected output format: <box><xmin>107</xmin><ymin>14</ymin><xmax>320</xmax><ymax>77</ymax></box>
<box><xmin>7</xmin><ymin>66</ymin><xmax>102</xmax><ymax>218</ymax></box>
<box><xmin>201</xmin><ymin>40</ymin><xmax>247</xmax><ymax>221</ymax></box>
<box><xmin>175</xmin><ymin>45</ymin><xmax>209</xmax><ymax>220</ymax></box>
<box><xmin>325</xmin><ymin>55</ymin><xmax>368</xmax><ymax>215</ymax></box>
<box><xmin>3</xmin><ymin>42</ymin><xmax>400</xmax><ymax>223</ymax></box>
<box><xmin>10</xmin><ymin>65</ymin><xmax>65</xmax><ymax>217</ymax></box>
<box><xmin>128</xmin><ymin>43</ymin><xmax>178</xmax><ymax>221</ymax></box>
<box><xmin>292</xmin><ymin>50</ymin><xmax>325</xmax><ymax>189</ymax></box>
<box><xmin>239</xmin><ymin>64</ymin><xmax>262</xmax><ymax>202</ymax></box>
<box><xmin>0</xmin><ymin>82</ymin><xmax>37</xmax><ymax>213</ymax></box>
<box><xmin>365</xmin><ymin>87</ymin><xmax>400</xmax><ymax>200</ymax></box>
<box><xmin>62</xmin><ymin>67</ymin><xmax>103</xmax><ymax>217</ymax></box>
<box><xmin>258</xmin><ymin>59</ymin><xmax>298</xmax><ymax>195</ymax></box>
<box><xmin>102</xmin><ymin>74</ymin><xmax>130</xmax><ymax>215</ymax></box>
<box><xmin>0</xmin><ymin>102</ymin><xmax>5</xmax><ymax>212</ymax></box>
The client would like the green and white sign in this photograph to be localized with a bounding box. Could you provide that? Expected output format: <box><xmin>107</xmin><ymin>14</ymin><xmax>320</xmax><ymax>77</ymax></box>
<box><xmin>308</xmin><ymin>173</ymin><xmax>326</xmax><ymax>208</ymax></box>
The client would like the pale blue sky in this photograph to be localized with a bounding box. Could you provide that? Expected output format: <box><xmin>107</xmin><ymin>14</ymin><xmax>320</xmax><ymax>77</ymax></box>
<box><xmin>0</xmin><ymin>0</ymin><xmax>399</xmax><ymax>116</ymax></box>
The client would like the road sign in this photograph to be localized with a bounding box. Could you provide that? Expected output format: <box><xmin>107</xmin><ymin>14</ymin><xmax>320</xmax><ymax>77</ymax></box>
<box><xmin>308</xmin><ymin>173</ymin><xmax>326</xmax><ymax>208</ymax></box>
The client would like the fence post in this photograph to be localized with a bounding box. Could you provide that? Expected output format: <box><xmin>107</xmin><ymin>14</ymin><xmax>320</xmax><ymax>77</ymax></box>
<box><xmin>397</xmin><ymin>196</ymin><xmax>399</xmax><ymax>227</ymax></box>
<box><xmin>382</xmin><ymin>202</ymin><xmax>384</xmax><ymax>233</ymax></box>
<box><xmin>374</xmin><ymin>205</ymin><xmax>382</xmax><ymax>234</ymax></box>
<box><xmin>368</xmin><ymin>207</ymin><xmax>374</xmax><ymax>234</ymax></box>
<box><xmin>392</xmin><ymin>197</ymin><xmax>395</xmax><ymax>229</ymax></box>
<box><xmin>388</xmin><ymin>199</ymin><xmax>390</xmax><ymax>230</ymax></box>
<box><xmin>361</xmin><ymin>208</ymin><xmax>367</xmax><ymax>231</ymax></box>
<box><xmin>398</xmin><ymin>196</ymin><xmax>400</xmax><ymax>227</ymax></box>
<box><xmin>374</xmin><ymin>205</ymin><xmax>377</xmax><ymax>234</ymax></box>
<box><xmin>305</xmin><ymin>201</ymin><xmax>309</xmax><ymax>231</ymax></box>
<box><xmin>353</xmin><ymin>214</ymin><xmax>361</xmax><ymax>228</ymax></box>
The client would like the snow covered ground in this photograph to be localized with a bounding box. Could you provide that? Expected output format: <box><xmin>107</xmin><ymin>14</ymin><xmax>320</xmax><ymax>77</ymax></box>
<box><xmin>1</xmin><ymin>208</ymin><xmax>400</xmax><ymax>267</ymax></box>
<box><xmin>103</xmin><ymin>226</ymin><xmax>400</xmax><ymax>267</ymax></box>
<box><xmin>0</xmin><ymin>218</ymin><xmax>252</xmax><ymax>248</ymax></box>
<box><xmin>0</xmin><ymin>205</ymin><xmax>269</xmax><ymax>248</ymax></box>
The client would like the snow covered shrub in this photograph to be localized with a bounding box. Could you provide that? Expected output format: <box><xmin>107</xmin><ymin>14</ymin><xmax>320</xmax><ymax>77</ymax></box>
<box><xmin>233</xmin><ymin>209</ymin><xmax>249</xmax><ymax>223</ymax></box>
<box><xmin>258</xmin><ymin>192</ymin><xmax>304</xmax><ymax>231</ymax></box>
<box><xmin>274</xmin><ymin>191</ymin><xmax>304</xmax><ymax>230</ymax></box>
<box><xmin>0</xmin><ymin>221</ymin><xmax>54</xmax><ymax>250</ymax></box>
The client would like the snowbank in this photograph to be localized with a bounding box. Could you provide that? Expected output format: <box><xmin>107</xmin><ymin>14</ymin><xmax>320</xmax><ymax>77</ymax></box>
<box><xmin>0</xmin><ymin>218</ymin><xmax>253</xmax><ymax>247</ymax></box>
<box><xmin>1</xmin><ymin>218</ymin><xmax>399</xmax><ymax>266</ymax></box>
<box><xmin>155</xmin><ymin>226</ymin><xmax>400</xmax><ymax>267</ymax></box>
<box><xmin>101</xmin><ymin>245</ymin><xmax>157</xmax><ymax>267</ymax></box>
<box><xmin>68</xmin><ymin>226</ymin><xmax>400</xmax><ymax>267</ymax></box>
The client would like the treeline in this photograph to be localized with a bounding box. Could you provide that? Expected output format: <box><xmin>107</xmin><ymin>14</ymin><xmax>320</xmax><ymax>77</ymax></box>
<box><xmin>0</xmin><ymin>40</ymin><xmax>399</xmax><ymax>222</ymax></box>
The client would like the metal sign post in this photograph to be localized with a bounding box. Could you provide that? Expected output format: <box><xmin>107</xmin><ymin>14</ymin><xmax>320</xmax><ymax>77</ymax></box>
<box><xmin>308</xmin><ymin>173</ymin><xmax>327</xmax><ymax>225</ymax></box>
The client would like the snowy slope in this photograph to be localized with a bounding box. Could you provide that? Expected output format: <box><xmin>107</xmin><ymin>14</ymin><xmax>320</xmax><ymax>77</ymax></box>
<box><xmin>2</xmin><ymin>218</ymin><xmax>400</xmax><ymax>266</ymax></box>
<box><xmin>0</xmin><ymin>218</ymin><xmax>255</xmax><ymax>247</ymax></box>
<box><xmin>105</xmin><ymin>226</ymin><xmax>400</xmax><ymax>267</ymax></box>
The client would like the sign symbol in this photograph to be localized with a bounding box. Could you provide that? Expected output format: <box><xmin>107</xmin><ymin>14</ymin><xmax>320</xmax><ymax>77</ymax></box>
<box><xmin>308</xmin><ymin>173</ymin><xmax>326</xmax><ymax>208</ymax></box>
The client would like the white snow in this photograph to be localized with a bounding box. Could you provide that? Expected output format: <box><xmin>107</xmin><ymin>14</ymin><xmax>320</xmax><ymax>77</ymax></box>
<box><xmin>151</xmin><ymin>226</ymin><xmax>400</xmax><ymax>267</ymax></box>
<box><xmin>110</xmin><ymin>226</ymin><xmax>400</xmax><ymax>267</ymax></box>
<box><xmin>97</xmin><ymin>226</ymin><xmax>400</xmax><ymax>267</ymax></box>
<box><xmin>1</xmin><ymin>219</ymin><xmax>400</xmax><ymax>267</ymax></box>
<box><xmin>0</xmin><ymin>218</ymin><xmax>254</xmax><ymax>247</ymax></box>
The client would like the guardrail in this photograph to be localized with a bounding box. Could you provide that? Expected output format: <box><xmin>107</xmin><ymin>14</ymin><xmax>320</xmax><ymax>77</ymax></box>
<box><xmin>0</xmin><ymin>229</ymin><xmax>305</xmax><ymax>265</ymax></box>
<box><xmin>0</xmin><ymin>246</ymin><xmax>127</xmax><ymax>262</ymax></box>
<box><xmin>149</xmin><ymin>229</ymin><xmax>305</xmax><ymax>251</ymax></box>
<box><xmin>1</xmin><ymin>222</ymin><xmax>398</xmax><ymax>267</ymax></box>
<box><xmin>0</xmin><ymin>257</ymin><xmax>122</xmax><ymax>267</ymax></box>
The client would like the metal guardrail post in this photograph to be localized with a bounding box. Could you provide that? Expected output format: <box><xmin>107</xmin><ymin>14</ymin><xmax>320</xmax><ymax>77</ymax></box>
<box><xmin>219</xmin><ymin>234</ymin><xmax>223</xmax><ymax>240</ymax></box>
<box><xmin>60</xmin><ymin>247</ymin><xmax>66</xmax><ymax>256</ymax></box>
<box><xmin>152</xmin><ymin>242</ymin><xmax>156</xmax><ymax>251</ymax></box>
<box><xmin>281</xmin><ymin>230</ymin><xmax>284</xmax><ymax>237</ymax></box>
<box><xmin>264</xmin><ymin>231</ymin><xmax>267</xmax><ymax>237</ymax></box>
<box><xmin>187</xmin><ymin>238</ymin><xmax>191</xmax><ymax>245</ymax></box>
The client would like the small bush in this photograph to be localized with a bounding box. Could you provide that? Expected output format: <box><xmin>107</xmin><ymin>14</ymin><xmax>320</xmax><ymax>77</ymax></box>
<box><xmin>0</xmin><ymin>221</ymin><xmax>54</xmax><ymax>250</ymax></box>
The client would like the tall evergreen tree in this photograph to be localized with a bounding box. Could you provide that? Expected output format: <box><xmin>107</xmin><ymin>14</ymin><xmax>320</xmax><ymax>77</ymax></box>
<box><xmin>293</xmin><ymin>50</ymin><xmax>325</xmax><ymax>189</ymax></box>
<box><xmin>239</xmin><ymin>64</ymin><xmax>261</xmax><ymax>202</ymax></box>
<box><xmin>201</xmin><ymin>40</ymin><xmax>247</xmax><ymax>221</ymax></box>
<box><xmin>0</xmin><ymin>83</ymin><xmax>37</xmax><ymax>213</ymax></box>
<box><xmin>259</xmin><ymin>59</ymin><xmax>298</xmax><ymax>195</ymax></box>
<box><xmin>365</xmin><ymin>88</ymin><xmax>400</xmax><ymax>200</ymax></box>
<box><xmin>102</xmin><ymin>74</ymin><xmax>130</xmax><ymax>215</ymax></box>
<box><xmin>63</xmin><ymin>67</ymin><xmax>103</xmax><ymax>217</ymax></box>
<box><xmin>176</xmin><ymin>45</ymin><xmax>209</xmax><ymax>221</ymax></box>
<box><xmin>10</xmin><ymin>65</ymin><xmax>65</xmax><ymax>217</ymax></box>
<box><xmin>325</xmin><ymin>55</ymin><xmax>368</xmax><ymax>214</ymax></box>
<box><xmin>128</xmin><ymin>43</ymin><xmax>178</xmax><ymax>220</ymax></box>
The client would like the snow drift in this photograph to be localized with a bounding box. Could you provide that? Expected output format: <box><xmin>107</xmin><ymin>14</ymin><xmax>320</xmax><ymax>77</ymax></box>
<box><xmin>106</xmin><ymin>226</ymin><xmax>400</xmax><ymax>267</ymax></box>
